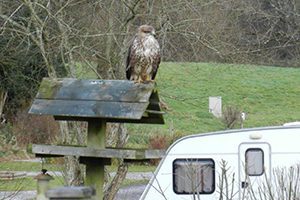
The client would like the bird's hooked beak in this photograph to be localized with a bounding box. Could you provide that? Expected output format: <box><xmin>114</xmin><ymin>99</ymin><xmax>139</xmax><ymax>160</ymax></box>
<box><xmin>151</xmin><ymin>30</ymin><xmax>157</xmax><ymax>38</ymax></box>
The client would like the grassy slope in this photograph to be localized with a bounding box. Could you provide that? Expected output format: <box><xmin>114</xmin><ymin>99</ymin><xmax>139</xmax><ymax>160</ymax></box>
<box><xmin>128</xmin><ymin>62</ymin><xmax>300</xmax><ymax>147</ymax></box>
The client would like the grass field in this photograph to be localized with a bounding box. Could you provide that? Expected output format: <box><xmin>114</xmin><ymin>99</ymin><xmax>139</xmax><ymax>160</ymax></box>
<box><xmin>127</xmin><ymin>62</ymin><xmax>300</xmax><ymax>147</ymax></box>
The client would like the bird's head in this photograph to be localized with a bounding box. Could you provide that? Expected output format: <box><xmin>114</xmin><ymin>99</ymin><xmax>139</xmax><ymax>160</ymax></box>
<box><xmin>138</xmin><ymin>25</ymin><xmax>156</xmax><ymax>37</ymax></box>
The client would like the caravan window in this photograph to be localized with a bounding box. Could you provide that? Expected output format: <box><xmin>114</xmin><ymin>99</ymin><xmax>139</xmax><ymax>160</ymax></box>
<box><xmin>173</xmin><ymin>159</ymin><xmax>215</xmax><ymax>194</ymax></box>
<box><xmin>245</xmin><ymin>148</ymin><xmax>264</xmax><ymax>176</ymax></box>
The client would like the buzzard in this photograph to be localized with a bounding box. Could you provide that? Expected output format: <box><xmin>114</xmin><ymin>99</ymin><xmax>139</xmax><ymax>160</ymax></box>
<box><xmin>126</xmin><ymin>25</ymin><xmax>161</xmax><ymax>83</ymax></box>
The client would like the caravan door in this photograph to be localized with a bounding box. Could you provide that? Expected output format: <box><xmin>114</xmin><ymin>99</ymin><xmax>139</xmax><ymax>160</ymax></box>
<box><xmin>238</xmin><ymin>142</ymin><xmax>271</xmax><ymax>199</ymax></box>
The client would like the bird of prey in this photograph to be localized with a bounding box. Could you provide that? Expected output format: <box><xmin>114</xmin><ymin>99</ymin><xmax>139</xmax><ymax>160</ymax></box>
<box><xmin>126</xmin><ymin>25</ymin><xmax>161</xmax><ymax>83</ymax></box>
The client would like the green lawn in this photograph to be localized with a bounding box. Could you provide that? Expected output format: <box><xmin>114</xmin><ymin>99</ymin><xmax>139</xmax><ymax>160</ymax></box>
<box><xmin>0</xmin><ymin>177</ymin><xmax>65</xmax><ymax>191</ymax></box>
<box><xmin>0</xmin><ymin>161</ymin><xmax>62</xmax><ymax>172</ymax></box>
<box><xmin>0</xmin><ymin>176</ymin><xmax>148</xmax><ymax>191</ymax></box>
<box><xmin>127</xmin><ymin>62</ymin><xmax>300</xmax><ymax>147</ymax></box>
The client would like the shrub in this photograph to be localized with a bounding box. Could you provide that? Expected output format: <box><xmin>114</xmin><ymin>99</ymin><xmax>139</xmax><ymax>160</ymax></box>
<box><xmin>148</xmin><ymin>135</ymin><xmax>169</xmax><ymax>165</ymax></box>
<box><xmin>149</xmin><ymin>135</ymin><xmax>168</xmax><ymax>150</ymax></box>
<box><xmin>0</xmin><ymin>123</ymin><xmax>17</xmax><ymax>157</ymax></box>
<box><xmin>217</xmin><ymin>161</ymin><xmax>300</xmax><ymax>200</ymax></box>
<box><xmin>222</xmin><ymin>105</ymin><xmax>242</xmax><ymax>129</ymax></box>
<box><xmin>12</xmin><ymin>110</ymin><xmax>59</xmax><ymax>147</ymax></box>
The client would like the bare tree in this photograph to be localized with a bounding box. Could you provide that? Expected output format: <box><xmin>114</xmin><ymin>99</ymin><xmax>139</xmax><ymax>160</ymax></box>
<box><xmin>0</xmin><ymin>90</ymin><xmax>7</xmax><ymax>122</ymax></box>
<box><xmin>0</xmin><ymin>0</ymin><xmax>156</xmax><ymax>198</ymax></box>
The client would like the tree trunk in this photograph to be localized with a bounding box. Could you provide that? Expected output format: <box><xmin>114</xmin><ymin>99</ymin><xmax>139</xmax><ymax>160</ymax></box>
<box><xmin>52</xmin><ymin>0</ymin><xmax>86</xmax><ymax>186</ymax></box>
<box><xmin>0</xmin><ymin>90</ymin><xmax>7</xmax><ymax>123</ymax></box>
<box><xmin>100</xmin><ymin>28</ymin><xmax>131</xmax><ymax>200</ymax></box>
<box><xmin>104</xmin><ymin>123</ymin><xmax>129</xmax><ymax>200</ymax></box>
<box><xmin>59</xmin><ymin>121</ymin><xmax>85</xmax><ymax>186</ymax></box>
<box><xmin>104</xmin><ymin>160</ymin><xmax>128</xmax><ymax>200</ymax></box>
<box><xmin>100</xmin><ymin>2</ymin><xmax>144</xmax><ymax>198</ymax></box>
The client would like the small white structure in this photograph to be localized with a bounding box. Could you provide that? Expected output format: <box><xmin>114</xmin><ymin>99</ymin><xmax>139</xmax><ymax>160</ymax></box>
<box><xmin>240</xmin><ymin>112</ymin><xmax>246</xmax><ymax>128</ymax></box>
<box><xmin>209</xmin><ymin>96</ymin><xmax>222</xmax><ymax>118</ymax></box>
<box><xmin>283</xmin><ymin>121</ymin><xmax>300</xmax><ymax>126</ymax></box>
<box><xmin>140</xmin><ymin>125</ymin><xmax>300</xmax><ymax>200</ymax></box>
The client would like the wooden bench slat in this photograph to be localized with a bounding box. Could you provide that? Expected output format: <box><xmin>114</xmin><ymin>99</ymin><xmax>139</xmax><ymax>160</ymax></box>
<box><xmin>37</xmin><ymin>78</ymin><xmax>154</xmax><ymax>102</ymax></box>
<box><xmin>29</xmin><ymin>99</ymin><xmax>148</xmax><ymax>119</ymax></box>
<box><xmin>46</xmin><ymin>186</ymin><xmax>95</xmax><ymax>198</ymax></box>
<box><xmin>32</xmin><ymin>144</ymin><xmax>165</xmax><ymax>160</ymax></box>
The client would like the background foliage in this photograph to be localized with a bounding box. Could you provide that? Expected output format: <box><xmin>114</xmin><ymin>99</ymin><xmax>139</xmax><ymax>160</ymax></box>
<box><xmin>0</xmin><ymin>0</ymin><xmax>299</xmax><ymax>116</ymax></box>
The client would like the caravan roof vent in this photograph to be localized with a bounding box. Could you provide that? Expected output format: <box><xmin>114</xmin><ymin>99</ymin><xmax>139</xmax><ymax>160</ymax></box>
<box><xmin>249</xmin><ymin>132</ymin><xmax>262</xmax><ymax>140</ymax></box>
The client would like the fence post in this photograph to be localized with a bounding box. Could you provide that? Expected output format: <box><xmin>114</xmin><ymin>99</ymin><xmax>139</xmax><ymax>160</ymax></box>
<box><xmin>86</xmin><ymin>120</ymin><xmax>106</xmax><ymax>199</ymax></box>
<box><xmin>34</xmin><ymin>169</ymin><xmax>53</xmax><ymax>200</ymax></box>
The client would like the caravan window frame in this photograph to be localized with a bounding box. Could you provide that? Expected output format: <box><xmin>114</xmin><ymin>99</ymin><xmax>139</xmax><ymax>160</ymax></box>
<box><xmin>245</xmin><ymin>148</ymin><xmax>264</xmax><ymax>176</ymax></box>
<box><xmin>172</xmin><ymin>158</ymin><xmax>215</xmax><ymax>195</ymax></box>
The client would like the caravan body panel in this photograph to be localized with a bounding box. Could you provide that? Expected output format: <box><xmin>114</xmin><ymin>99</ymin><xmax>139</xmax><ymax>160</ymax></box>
<box><xmin>140</xmin><ymin>126</ymin><xmax>300</xmax><ymax>200</ymax></box>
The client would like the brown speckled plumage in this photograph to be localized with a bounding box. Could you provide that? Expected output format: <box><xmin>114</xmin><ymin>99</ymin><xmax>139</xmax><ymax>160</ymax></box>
<box><xmin>126</xmin><ymin>25</ymin><xmax>161</xmax><ymax>82</ymax></box>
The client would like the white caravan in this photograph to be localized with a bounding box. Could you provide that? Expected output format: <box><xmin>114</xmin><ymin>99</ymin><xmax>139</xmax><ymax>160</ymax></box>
<box><xmin>140</xmin><ymin>125</ymin><xmax>300</xmax><ymax>200</ymax></box>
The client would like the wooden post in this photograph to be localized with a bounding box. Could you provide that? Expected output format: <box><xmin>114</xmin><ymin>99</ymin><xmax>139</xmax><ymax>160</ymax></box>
<box><xmin>34</xmin><ymin>170</ymin><xmax>54</xmax><ymax>200</ymax></box>
<box><xmin>86</xmin><ymin>119</ymin><xmax>106</xmax><ymax>200</ymax></box>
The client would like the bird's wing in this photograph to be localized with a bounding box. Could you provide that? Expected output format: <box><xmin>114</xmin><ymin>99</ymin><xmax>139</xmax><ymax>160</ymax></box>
<box><xmin>126</xmin><ymin>45</ymin><xmax>132</xmax><ymax>80</ymax></box>
<box><xmin>151</xmin><ymin>49</ymin><xmax>161</xmax><ymax>79</ymax></box>
<box><xmin>126</xmin><ymin>37</ymin><xmax>137</xmax><ymax>80</ymax></box>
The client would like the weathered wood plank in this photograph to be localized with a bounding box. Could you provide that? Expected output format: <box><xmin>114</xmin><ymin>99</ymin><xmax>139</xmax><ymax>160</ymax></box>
<box><xmin>36</xmin><ymin>78</ymin><xmax>155</xmax><ymax>102</ymax></box>
<box><xmin>29</xmin><ymin>78</ymin><xmax>165</xmax><ymax>124</ymax></box>
<box><xmin>32</xmin><ymin>144</ymin><xmax>166</xmax><ymax>159</ymax></box>
<box><xmin>53</xmin><ymin>116</ymin><xmax>165</xmax><ymax>124</ymax></box>
<box><xmin>29</xmin><ymin>99</ymin><xmax>148</xmax><ymax>119</ymax></box>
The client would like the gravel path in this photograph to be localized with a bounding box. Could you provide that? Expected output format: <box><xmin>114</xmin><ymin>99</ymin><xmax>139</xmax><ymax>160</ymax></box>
<box><xmin>115</xmin><ymin>184</ymin><xmax>146</xmax><ymax>200</ymax></box>
<box><xmin>0</xmin><ymin>184</ymin><xmax>147</xmax><ymax>200</ymax></box>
